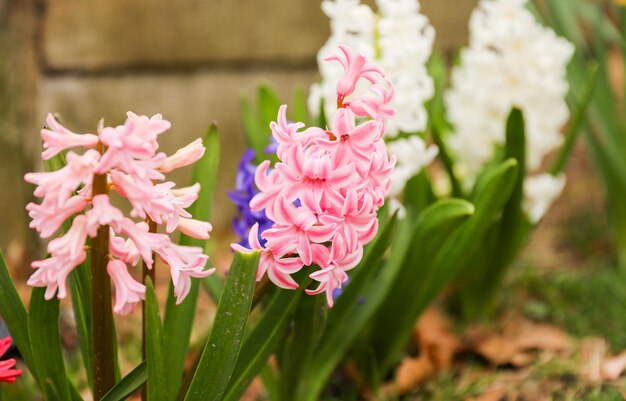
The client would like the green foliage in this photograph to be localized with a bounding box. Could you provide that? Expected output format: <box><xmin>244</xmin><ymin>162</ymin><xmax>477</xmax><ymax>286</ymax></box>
<box><xmin>145</xmin><ymin>279</ymin><xmax>170</xmax><ymax>401</ymax></box>
<box><xmin>453</xmin><ymin>109</ymin><xmax>528</xmax><ymax>319</ymax></box>
<box><xmin>29</xmin><ymin>287</ymin><xmax>76</xmax><ymax>401</ymax></box>
<box><xmin>223</xmin><ymin>279</ymin><xmax>308</xmax><ymax>401</ymax></box>
<box><xmin>183</xmin><ymin>251</ymin><xmax>260</xmax><ymax>401</ymax></box>
<box><xmin>100</xmin><ymin>362</ymin><xmax>147</xmax><ymax>401</ymax></box>
<box><xmin>534</xmin><ymin>0</ymin><xmax>623</xmax><ymax>264</ymax></box>
<box><xmin>163</xmin><ymin>124</ymin><xmax>221</xmax><ymax>397</ymax></box>
<box><xmin>240</xmin><ymin>84</ymin><xmax>282</xmax><ymax>161</ymax></box>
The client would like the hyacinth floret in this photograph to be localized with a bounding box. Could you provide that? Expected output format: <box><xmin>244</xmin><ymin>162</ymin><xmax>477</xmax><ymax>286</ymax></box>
<box><xmin>233</xmin><ymin>45</ymin><xmax>396</xmax><ymax>306</ymax></box>
<box><xmin>25</xmin><ymin>112</ymin><xmax>215</xmax><ymax>314</ymax></box>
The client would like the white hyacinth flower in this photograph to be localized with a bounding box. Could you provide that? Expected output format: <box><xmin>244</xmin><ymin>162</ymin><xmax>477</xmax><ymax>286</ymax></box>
<box><xmin>523</xmin><ymin>173</ymin><xmax>566</xmax><ymax>224</ymax></box>
<box><xmin>446</xmin><ymin>0</ymin><xmax>574</xmax><ymax>178</ymax></box>
<box><xmin>445</xmin><ymin>0</ymin><xmax>573</xmax><ymax>222</ymax></box>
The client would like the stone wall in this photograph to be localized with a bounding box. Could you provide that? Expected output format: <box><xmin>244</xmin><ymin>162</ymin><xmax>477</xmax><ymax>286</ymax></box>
<box><xmin>2</xmin><ymin>0</ymin><xmax>477</xmax><ymax>268</ymax></box>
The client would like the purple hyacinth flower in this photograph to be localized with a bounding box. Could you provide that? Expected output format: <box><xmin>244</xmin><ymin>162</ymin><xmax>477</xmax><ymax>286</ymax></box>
<box><xmin>228</xmin><ymin>148</ymin><xmax>273</xmax><ymax>247</ymax></box>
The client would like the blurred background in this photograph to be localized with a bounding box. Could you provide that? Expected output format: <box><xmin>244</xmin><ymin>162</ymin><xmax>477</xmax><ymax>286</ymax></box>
<box><xmin>0</xmin><ymin>0</ymin><xmax>485</xmax><ymax>272</ymax></box>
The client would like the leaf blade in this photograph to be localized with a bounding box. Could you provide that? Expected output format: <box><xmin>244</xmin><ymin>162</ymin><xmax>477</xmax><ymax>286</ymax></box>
<box><xmin>183</xmin><ymin>251</ymin><xmax>260</xmax><ymax>401</ymax></box>
<box><xmin>163</xmin><ymin>125</ymin><xmax>222</xmax><ymax>397</ymax></box>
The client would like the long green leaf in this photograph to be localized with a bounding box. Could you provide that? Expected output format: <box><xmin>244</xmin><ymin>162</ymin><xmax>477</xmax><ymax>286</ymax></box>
<box><xmin>258</xmin><ymin>84</ymin><xmax>282</xmax><ymax>134</ymax></box>
<box><xmin>101</xmin><ymin>362</ymin><xmax>147</xmax><ymax>401</ymax></box>
<box><xmin>240</xmin><ymin>96</ymin><xmax>265</xmax><ymax>158</ymax></box>
<box><xmin>183</xmin><ymin>251</ymin><xmax>260</xmax><ymax>401</ymax></box>
<box><xmin>279</xmin><ymin>291</ymin><xmax>327</xmax><ymax>401</ymax></box>
<box><xmin>373</xmin><ymin>199</ymin><xmax>474</xmax><ymax>373</ymax></box>
<box><xmin>458</xmin><ymin>109</ymin><xmax>526</xmax><ymax>320</ymax></box>
<box><xmin>145</xmin><ymin>280</ymin><xmax>169</xmax><ymax>401</ymax></box>
<box><xmin>223</xmin><ymin>282</ymin><xmax>308</xmax><ymax>401</ymax></box>
<box><xmin>0</xmin><ymin>251</ymin><xmax>36</xmax><ymax>383</ymax></box>
<box><xmin>28</xmin><ymin>287</ymin><xmax>73</xmax><ymax>401</ymax></box>
<box><xmin>291</xmin><ymin>86</ymin><xmax>310</xmax><ymax>125</ymax></box>
<box><xmin>551</xmin><ymin>62</ymin><xmax>599</xmax><ymax>175</ymax></box>
<box><xmin>442</xmin><ymin>160</ymin><xmax>519</xmax><ymax>308</ymax></box>
<box><xmin>163</xmin><ymin>125</ymin><xmax>221</xmax><ymax>397</ymax></box>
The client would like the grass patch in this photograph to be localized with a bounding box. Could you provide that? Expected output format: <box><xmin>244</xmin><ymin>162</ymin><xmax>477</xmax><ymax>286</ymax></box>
<box><xmin>515</xmin><ymin>263</ymin><xmax>626</xmax><ymax>351</ymax></box>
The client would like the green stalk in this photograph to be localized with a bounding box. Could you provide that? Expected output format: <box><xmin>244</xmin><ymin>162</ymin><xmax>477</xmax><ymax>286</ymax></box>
<box><xmin>91</xmin><ymin>153</ymin><xmax>116</xmax><ymax>400</ymax></box>
<box><xmin>141</xmin><ymin>219</ymin><xmax>157</xmax><ymax>401</ymax></box>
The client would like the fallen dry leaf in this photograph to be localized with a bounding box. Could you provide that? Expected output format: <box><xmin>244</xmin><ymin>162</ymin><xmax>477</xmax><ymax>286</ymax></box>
<box><xmin>393</xmin><ymin>355</ymin><xmax>435</xmax><ymax>394</ymax></box>
<box><xmin>414</xmin><ymin>307</ymin><xmax>461</xmax><ymax>370</ymax></box>
<box><xmin>581</xmin><ymin>337</ymin><xmax>608</xmax><ymax>383</ymax></box>
<box><xmin>377</xmin><ymin>307</ymin><xmax>461</xmax><ymax>398</ymax></box>
<box><xmin>469</xmin><ymin>319</ymin><xmax>572</xmax><ymax>366</ymax></box>
<box><xmin>601</xmin><ymin>351</ymin><xmax>626</xmax><ymax>381</ymax></box>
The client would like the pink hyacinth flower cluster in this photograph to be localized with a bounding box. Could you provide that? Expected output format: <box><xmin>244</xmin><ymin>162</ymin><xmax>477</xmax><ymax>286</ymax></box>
<box><xmin>25</xmin><ymin>112</ymin><xmax>215</xmax><ymax>315</ymax></box>
<box><xmin>233</xmin><ymin>45</ymin><xmax>396</xmax><ymax>306</ymax></box>
<box><xmin>0</xmin><ymin>337</ymin><xmax>21</xmax><ymax>383</ymax></box>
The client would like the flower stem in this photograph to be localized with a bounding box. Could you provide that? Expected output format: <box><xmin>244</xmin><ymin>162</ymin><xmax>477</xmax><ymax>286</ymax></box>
<box><xmin>91</xmin><ymin>169</ymin><xmax>116</xmax><ymax>400</ymax></box>
<box><xmin>141</xmin><ymin>218</ymin><xmax>157</xmax><ymax>401</ymax></box>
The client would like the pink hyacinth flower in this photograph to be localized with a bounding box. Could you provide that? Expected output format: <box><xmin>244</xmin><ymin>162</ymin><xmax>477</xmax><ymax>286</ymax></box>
<box><xmin>274</xmin><ymin>144</ymin><xmax>356</xmax><ymax>213</ymax></box>
<box><xmin>262</xmin><ymin>197</ymin><xmax>336</xmax><ymax>265</ymax></box>
<box><xmin>0</xmin><ymin>337</ymin><xmax>21</xmax><ymax>383</ymax></box>
<box><xmin>118</xmin><ymin>218</ymin><xmax>170</xmax><ymax>269</ymax></box>
<box><xmin>159</xmin><ymin>138</ymin><xmax>206</xmax><ymax>173</ymax></box>
<box><xmin>28</xmin><ymin>250</ymin><xmax>87</xmax><ymax>300</ymax></box>
<box><xmin>107</xmin><ymin>259</ymin><xmax>146</xmax><ymax>315</ymax></box>
<box><xmin>40</xmin><ymin>113</ymin><xmax>99</xmax><ymax>160</ymax></box>
<box><xmin>86</xmin><ymin>194</ymin><xmax>124</xmax><ymax>235</ymax></box>
<box><xmin>157</xmin><ymin>244</ymin><xmax>214</xmax><ymax>303</ymax></box>
<box><xmin>176</xmin><ymin>217</ymin><xmax>212</xmax><ymax>240</ymax></box>
<box><xmin>26</xmin><ymin>195</ymin><xmax>88</xmax><ymax>238</ymax></box>
<box><xmin>270</xmin><ymin>105</ymin><xmax>326</xmax><ymax>162</ymax></box>
<box><xmin>231</xmin><ymin>223</ymin><xmax>303</xmax><ymax>290</ymax></box>
<box><xmin>348</xmin><ymin>78</ymin><xmax>397</xmax><ymax>124</ymax></box>
<box><xmin>314</xmin><ymin>107</ymin><xmax>381</xmax><ymax>175</ymax></box>
<box><xmin>25</xmin><ymin>149</ymin><xmax>100</xmax><ymax>207</ymax></box>
<box><xmin>326</xmin><ymin>44</ymin><xmax>384</xmax><ymax>107</ymax></box>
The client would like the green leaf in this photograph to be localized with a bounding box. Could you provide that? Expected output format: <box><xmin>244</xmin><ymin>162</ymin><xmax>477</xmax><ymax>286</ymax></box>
<box><xmin>223</xmin><ymin>282</ymin><xmax>307</xmax><ymax>401</ymax></box>
<box><xmin>101</xmin><ymin>362</ymin><xmax>147</xmax><ymax>401</ymax></box>
<box><xmin>431</xmin><ymin>118</ymin><xmax>463</xmax><ymax>198</ymax></box>
<box><xmin>457</xmin><ymin>109</ymin><xmax>527</xmax><ymax>320</ymax></box>
<box><xmin>183</xmin><ymin>251</ymin><xmax>260</xmax><ymax>401</ymax></box>
<box><xmin>443</xmin><ymin>159</ymin><xmax>520</xmax><ymax>307</ymax></box>
<box><xmin>163</xmin><ymin>125</ymin><xmax>222</xmax><ymax>397</ymax></box>
<box><xmin>279</xmin><ymin>291</ymin><xmax>327</xmax><ymax>401</ymax></box>
<box><xmin>0</xmin><ymin>250</ymin><xmax>37</xmax><ymax>383</ymax></box>
<box><xmin>291</xmin><ymin>86</ymin><xmax>310</xmax><ymax>125</ymax></box>
<box><xmin>551</xmin><ymin>62</ymin><xmax>599</xmax><ymax>175</ymax></box>
<box><xmin>42</xmin><ymin>151</ymin><xmax>67</xmax><ymax>173</ymax></box>
<box><xmin>28</xmin><ymin>287</ymin><xmax>73</xmax><ymax>401</ymax></box>
<box><xmin>403</xmin><ymin>170</ymin><xmax>437</xmax><ymax>217</ymax></box>
<box><xmin>372</xmin><ymin>199</ymin><xmax>474</xmax><ymax>373</ymax></box>
<box><xmin>258</xmin><ymin>84</ymin><xmax>282</xmax><ymax>133</ymax></box>
<box><xmin>145</xmin><ymin>280</ymin><xmax>169</xmax><ymax>401</ymax></box>
<box><xmin>67</xmin><ymin>265</ymin><xmax>94</xmax><ymax>391</ymax></box>
<box><xmin>240</xmin><ymin>96</ymin><xmax>265</xmax><ymax>157</ymax></box>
